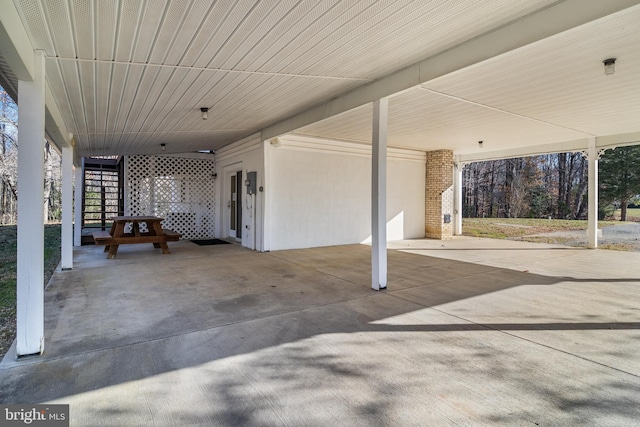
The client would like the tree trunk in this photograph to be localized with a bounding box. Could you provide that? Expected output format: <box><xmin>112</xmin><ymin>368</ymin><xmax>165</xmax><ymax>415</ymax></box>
<box><xmin>43</xmin><ymin>143</ymin><xmax>52</xmax><ymax>222</ymax></box>
<box><xmin>557</xmin><ymin>153</ymin><xmax>566</xmax><ymax>218</ymax></box>
<box><xmin>621</xmin><ymin>200</ymin><xmax>628</xmax><ymax>221</ymax></box>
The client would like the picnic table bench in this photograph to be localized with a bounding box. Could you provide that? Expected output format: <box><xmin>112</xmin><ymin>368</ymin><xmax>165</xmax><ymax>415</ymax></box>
<box><xmin>92</xmin><ymin>216</ymin><xmax>181</xmax><ymax>259</ymax></box>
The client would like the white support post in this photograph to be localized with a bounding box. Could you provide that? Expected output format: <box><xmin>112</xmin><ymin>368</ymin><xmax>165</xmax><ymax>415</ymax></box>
<box><xmin>16</xmin><ymin>50</ymin><xmax>46</xmax><ymax>357</ymax></box>
<box><xmin>73</xmin><ymin>163</ymin><xmax>83</xmax><ymax>246</ymax></box>
<box><xmin>61</xmin><ymin>146</ymin><xmax>73</xmax><ymax>269</ymax></box>
<box><xmin>372</xmin><ymin>98</ymin><xmax>388</xmax><ymax>290</ymax></box>
<box><xmin>453</xmin><ymin>161</ymin><xmax>464</xmax><ymax>235</ymax></box>
<box><xmin>587</xmin><ymin>137</ymin><xmax>598</xmax><ymax>249</ymax></box>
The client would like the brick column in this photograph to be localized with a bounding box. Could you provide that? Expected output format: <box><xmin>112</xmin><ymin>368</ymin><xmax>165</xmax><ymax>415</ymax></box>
<box><xmin>425</xmin><ymin>150</ymin><xmax>454</xmax><ymax>240</ymax></box>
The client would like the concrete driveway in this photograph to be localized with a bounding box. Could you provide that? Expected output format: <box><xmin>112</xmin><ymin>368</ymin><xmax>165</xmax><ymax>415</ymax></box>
<box><xmin>1</xmin><ymin>237</ymin><xmax>639</xmax><ymax>426</ymax></box>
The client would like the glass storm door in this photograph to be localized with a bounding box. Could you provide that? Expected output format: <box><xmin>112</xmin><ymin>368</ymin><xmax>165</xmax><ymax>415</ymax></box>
<box><xmin>228</xmin><ymin>171</ymin><xmax>242</xmax><ymax>239</ymax></box>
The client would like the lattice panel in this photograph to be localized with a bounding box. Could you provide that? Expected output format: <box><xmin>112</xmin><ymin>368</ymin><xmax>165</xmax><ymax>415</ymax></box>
<box><xmin>126</xmin><ymin>155</ymin><xmax>216</xmax><ymax>239</ymax></box>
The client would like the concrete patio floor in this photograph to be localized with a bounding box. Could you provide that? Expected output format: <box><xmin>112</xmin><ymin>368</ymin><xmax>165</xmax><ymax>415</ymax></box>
<box><xmin>1</xmin><ymin>237</ymin><xmax>639</xmax><ymax>426</ymax></box>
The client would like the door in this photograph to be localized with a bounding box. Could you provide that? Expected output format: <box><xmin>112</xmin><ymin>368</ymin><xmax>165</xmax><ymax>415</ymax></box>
<box><xmin>228</xmin><ymin>170</ymin><xmax>242</xmax><ymax>239</ymax></box>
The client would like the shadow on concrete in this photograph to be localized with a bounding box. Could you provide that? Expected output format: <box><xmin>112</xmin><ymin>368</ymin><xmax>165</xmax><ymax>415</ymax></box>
<box><xmin>1</xmin><ymin>242</ymin><xmax>639</xmax><ymax>425</ymax></box>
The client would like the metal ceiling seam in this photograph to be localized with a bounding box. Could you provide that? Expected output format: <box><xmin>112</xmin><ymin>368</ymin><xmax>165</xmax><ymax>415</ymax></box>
<box><xmin>105</xmin><ymin>64</ymin><xmax>126</xmax><ymax>151</ymax></box>
<box><xmin>234</xmin><ymin>79</ymin><xmax>361</xmax><ymax>130</ymax></box>
<box><xmin>118</xmin><ymin>65</ymin><xmax>164</xmax><ymax>144</ymax></box>
<box><xmin>130</xmin><ymin>0</ymin><xmax>164</xmax><ymax>63</ymax></box>
<box><xmin>71</xmin><ymin>0</ymin><xmax>93</xmax><ymax>59</ymax></box>
<box><xmin>133</xmin><ymin>67</ymin><xmax>204</xmax><ymax>133</ymax></box>
<box><xmin>114</xmin><ymin>0</ymin><xmax>138</xmax><ymax>63</ymax></box>
<box><xmin>295</xmin><ymin>0</ymin><xmax>433</xmax><ymax>78</ymax></box>
<box><xmin>96</xmin><ymin>0</ymin><xmax>116</xmax><ymax>61</ymax></box>
<box><xmin>135</xmin><ymin>67</ymin><xmax>193</xmax><ymax>133</ymax></box>
<box><xmin>220</xmin><ymin>0</ymin><xmax>304</xmax><ymax>69</ymax></box>
<box><xmin>112</xmin><ymin>64</ymin><xmax>146</xmax><ymax>152</ymax></box>
<box><xmin>234</xmin><ymin>0</ymin><xmax>329</xmax><ymax>73</ymax></box>
<box><xmin>216</xmin><ymin>0</ymin><xmax>288</xmax><ymax>70</ymax></box>
<box><xmin>52</xmin><ymin>57</ymin><xmax>372</xmax><ymax>81</ymax></box>
<box><xmin>165</xmin><ymin>0</ymin><xmax>211</xmax><ymax>66</ymax></box>
<box><xmin>336</xmin><ymin>1</ymin><xmax>548</xmax><ymax>79</ymax></box>
<box><xmin>280</xmin><ymin>0</ymin><xmax>389</xmax><ymax>76</ymax></box>
<box><xmin>418</xmin><ymin>87</ymin><xmax>596</xmax><ymax>138</ymax></box>
<box><xmin>202</xmin><ymin>0</ymin><xmax>282</xmax><ymax>68</ymax></box>
<box><xmin>40</xmin><ymin>0</ymin><xmax>73</xmax><ymax>58</ymax></box>
<box><xmin>172</xmin><ymin>0</ymin><xmax>217</xmax><ymax>65</ymax></box>
<box><xmin>15</xmin><ymin>0</ymin><xmax>54</xmax><ymax>56</ymax></box>
<box><xmin>138</xmin><ymin>0</ymin><xmax>171</xmax><ymax>66</ymax></box>
<box><xmin>95</xmin><ymin>1</ymin><xmax>118</xmax><ymax>152</ymax></box>
<box><xmin>148</xmin><ymin>0</ymin><xmax>192</xmax><ymax>65</ymax></box>
<box><xmin>260</xmin><ymin>0</ymin><xmax>369</xmax><ymax>75</ymax></box>
<box><xmin>158</xmin><ymin>70</ymin><xmax>222</xmax><ymax>130</ymax></box>
<box><xmin>161</xmin><ymin>69</ymin><xmax>230</xmax><ymax>133</ymax></box>
<box><xmin>196</xmin><ymin>0</ymin><xmax>255</xmax><ymax>69</ymax></box>
<box><xmin>179</xmin><ymin>0</ymin><xmax>235</xmax><ymax>67</ymax></box>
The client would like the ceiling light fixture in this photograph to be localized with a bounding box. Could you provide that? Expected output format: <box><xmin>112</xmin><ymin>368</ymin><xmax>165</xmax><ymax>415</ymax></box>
<box><xmin>160</xmin><ymin>143</ymin><xmax>166</xmax><ymax>151</ymax></box>
<box><xmin>603</xmin><ymin>57</ymin><xmax>616</xmax><ymax>75</ymax></box>
<box><xmin>478</xmin><ymin>140</ymin><xmax>484</xmax><ymax>148</ymax></box>
<box><xmin>200</xmin><ymin>107</ymin><xmax>209</xmax><ymax>120</ymax></box>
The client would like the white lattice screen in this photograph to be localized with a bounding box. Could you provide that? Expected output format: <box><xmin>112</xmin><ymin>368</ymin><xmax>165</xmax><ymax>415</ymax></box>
<box><xmin>125</xmin><ymin>155</ymin><xmax>216</xmax><ymax>240</ymax></box>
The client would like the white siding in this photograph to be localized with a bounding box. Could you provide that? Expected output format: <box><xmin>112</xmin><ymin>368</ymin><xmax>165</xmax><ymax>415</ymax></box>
<box><xmin>266</xmin><ymin>136</ymin><xmax>425</xmax><ymax>251</ymax></box>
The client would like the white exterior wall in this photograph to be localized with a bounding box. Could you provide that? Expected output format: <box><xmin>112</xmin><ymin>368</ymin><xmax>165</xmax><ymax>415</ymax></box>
<box><xmin>215</xmin><ymin>133</ymin><xmax>265</xmax><ymax>251</ymax></box>
<box><xmin>266</xmin><ymin>135</ymin><xmax>425</xmax><ymax>251</ymax></box>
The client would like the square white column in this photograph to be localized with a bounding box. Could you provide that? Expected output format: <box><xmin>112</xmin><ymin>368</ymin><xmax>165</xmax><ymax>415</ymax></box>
<box><xmin>587</xmin><ymin>138</ymin><xmax>598</xmax><ymax>249</ymax></box>
<box><xmin>453</xmin><ymin>161</ymin><xmax>464</xmax><ymax>235</ymax></box>
<box><xmin>61</xmin><ymin>145</ymin><xmax>73</xmax><ymax>269</ymax></box>
<box><xmin>16</xmin><ymin>50</ymin><xmax>46</xmax><ymax>357</ymax></box>
<box><xmin>372</xmin><ymin>98</ymin><xmax>388</xmax><ymax>290</ymax></box>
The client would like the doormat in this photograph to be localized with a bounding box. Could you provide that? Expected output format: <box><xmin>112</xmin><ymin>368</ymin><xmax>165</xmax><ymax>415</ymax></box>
<box><xmin>191</xmin><ymin>239</ymin><xmax>231</xmax><ymax>246</ymax></box>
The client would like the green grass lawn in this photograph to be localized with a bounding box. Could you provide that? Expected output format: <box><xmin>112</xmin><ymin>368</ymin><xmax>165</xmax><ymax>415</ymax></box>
<box><xmin>0</xmin><ymin>224</ymin><xmax>61</xmax><ymax>357</ymax></box>
<box><xmin>614</xmin><ymin>208</ymin><xmax>640</xmax><ymax>221</ymax></box>
<box><xmin>462</xmin><ymin>217</ymin><xmax>619</xmax><ymax>239</ymax></box>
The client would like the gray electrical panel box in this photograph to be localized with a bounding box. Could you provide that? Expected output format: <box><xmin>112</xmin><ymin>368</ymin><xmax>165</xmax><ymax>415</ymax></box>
<box><xmin>246</xmin><ymin>171</ymin><xmax>257</xmax><ymax>195</ymax></box>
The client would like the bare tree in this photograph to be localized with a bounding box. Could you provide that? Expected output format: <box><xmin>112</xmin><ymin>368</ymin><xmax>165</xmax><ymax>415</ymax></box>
<box><xmin>463</xmin><ymin>153</ymin><xmax>589</xmax><ymax>220</ymax></box>
<box><xmin>0</xmin><ymin>85</ymin><xmax>62</xmax><ymax>224</ymax></box>
<box><xmin>0</xmin><ymin>88</ymin><xmax>18</xmax><ymax>224</ymax></box>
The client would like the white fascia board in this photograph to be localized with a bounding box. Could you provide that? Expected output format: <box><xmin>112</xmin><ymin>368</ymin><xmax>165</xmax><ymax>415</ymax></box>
<box><xmin>596</xmin><ymin>131</ymin><xmax>640</xmax><ymax>149</ymax></box>
<box><xmin>0</xmin><ymin>0</ymin><xmax>34</xmax><ymax>81</ymax></box>
<box><xmin>457</xmin><ymin>131</ymin><xmax>640</xmax><ymax>163</ymax></box>
<box><xmin>277</xmin><ymin>134</ymin><xmax>426</xmax><ymax>163</ymax></box>
<box><xmin>215</xmin><ymin>132</ymin><xmax>262</xmax><ymax>161</ymax></box>
<box><xmin>45</xmin><ymin>83</ymin><xmax>71</xmax><ymax>150</ymax></box>
<box><xmin>458</xmin><ymin>139</ymin><xmax>590</xmax><ymax>163</ymax></box>
<box><xmin>263</xmin><ymin>0</ymin><xmax>640</xmax><ymax>140</ymax></box>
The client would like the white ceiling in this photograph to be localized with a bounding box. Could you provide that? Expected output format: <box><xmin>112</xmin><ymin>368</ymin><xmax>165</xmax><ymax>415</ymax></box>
<box><xmin>295</xmin><ymin>4</ymin><xmax>640</xmax><ymax>155</ymax></box>
<box><xmin>2</xmin><ymin>0</ymin><xmax>640</xmax><ymax>158</ymax></box>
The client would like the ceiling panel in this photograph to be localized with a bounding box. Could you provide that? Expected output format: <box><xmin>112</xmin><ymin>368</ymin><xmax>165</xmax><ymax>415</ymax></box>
<box><xmin>424</xmin><ymin>5</ymin><xmax>640</xmax><ymax>138</ymax></box>
<box><xmin>294</xmin><ymin>88</ymin><xmax>588</xmax><ymax>155</ymax></box>
<box><xmin>72</xmin><ymin>1</ymin><xmax>94</xmax><ymax>61</ymax></box>
<box><xmin>294</xmin><ymin>5</ymin><xmax>640</xmax><ymax>155</ymax></box>
<box><xmin>113</xmin><ymin>0</ymin><xmax>141</xmax><ymax>62</ymax></box>
<box><xmin>8</xmin><ymin>0</ymin><xmax>640</xmax><ymax>158</ymax></box>
<box><xmin>42</xmin><ymin>0</ymin><xmax>75</xmax><ymax>58</ymax></box>
<box><xmin>95</xmin><ymin>0</ymin><xmax>118</xmax><ymax>61</ymax></box>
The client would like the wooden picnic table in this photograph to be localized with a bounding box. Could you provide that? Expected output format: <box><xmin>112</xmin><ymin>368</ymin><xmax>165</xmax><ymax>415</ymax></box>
<box><xmin>92</xmin><ymin>216</ymin><xmax>180</xmax><ymax>259</ymax></box>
